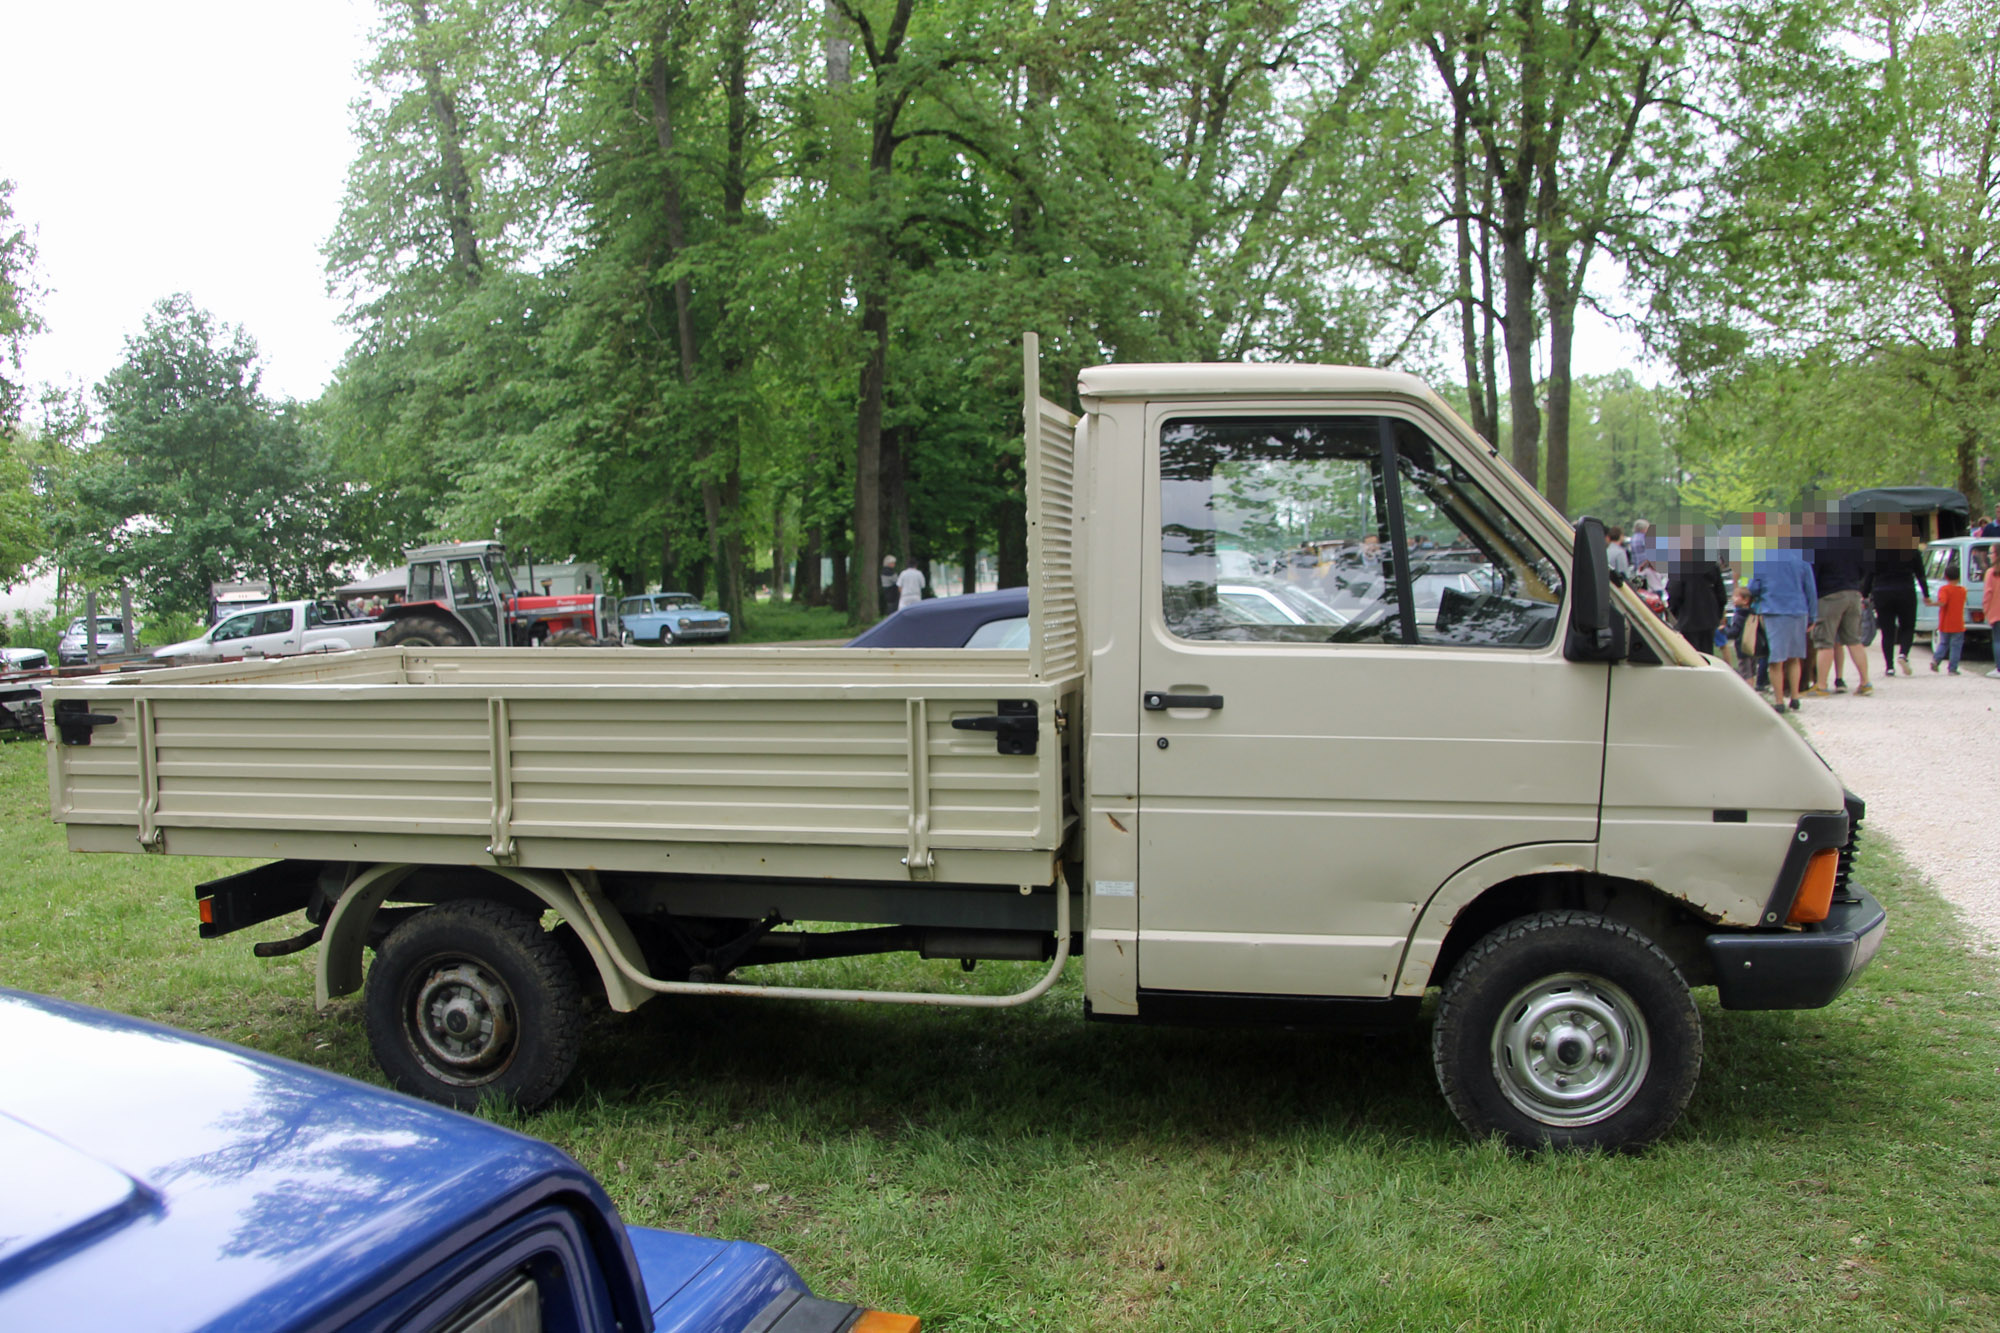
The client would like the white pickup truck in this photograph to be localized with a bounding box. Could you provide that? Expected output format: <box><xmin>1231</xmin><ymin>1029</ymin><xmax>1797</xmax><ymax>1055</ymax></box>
<box><xmin>42</xmin><ymin>339</ymin><xmax>1883</xmax><ymax>1151</ymax></box>
<box><xmin>150</xmin><ymin>600</ymin><xmax>388</xmax><ymax>665</ymax></box>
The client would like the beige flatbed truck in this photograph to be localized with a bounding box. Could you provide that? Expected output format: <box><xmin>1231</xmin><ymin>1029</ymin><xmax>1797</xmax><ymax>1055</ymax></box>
<box><xmin>43</xmin><ymin>338</ymin><xmax>1884</xmax><ymax>1151</ymax></box>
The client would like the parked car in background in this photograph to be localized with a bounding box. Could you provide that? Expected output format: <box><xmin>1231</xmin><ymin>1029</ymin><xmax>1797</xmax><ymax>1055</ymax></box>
<box><xmin>0</xmin><ymin>987</ymin><xmax>918</xmax><ymax>1333</ymax></box>
<box><xmin>619</xmin><ymin>592</ymin><xmax>733</xmax><ymax>645</ymax></box>
<box><xmin>846</xmin><ymin>586</ymin><xmax>1030</xmax><ymax>648</ymax></box>
<box><xmin>152</xmin><ymin>600</ymin><xmax>389</xmax><ymax>666</ymax></box>
<box><xmin>2</xmin><ymin>645</ymin><xmax>49</xmax><ymax>671</ymax></box>
<box><xmin>56</xmin><ymin>615</ymin><xmax>137</xmax><ymax>666</ymax></box>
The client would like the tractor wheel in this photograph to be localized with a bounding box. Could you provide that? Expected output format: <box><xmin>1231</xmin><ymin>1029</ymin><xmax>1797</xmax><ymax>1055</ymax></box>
<box><xmin>383</xmin><ymin>616</ymin><xmax>470</xmax><ymax>649</ymax></box>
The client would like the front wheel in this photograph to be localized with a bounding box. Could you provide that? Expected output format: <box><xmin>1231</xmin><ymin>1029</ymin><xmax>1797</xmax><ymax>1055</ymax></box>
<box><xmin>363</xmin><ymin>900</ymin><xmax>583</xmax><ymax>1111</ymax></box>
<box><xmin>1431</xmin><ymin>910</ymin><xmax>1701</xmax><ymax>1152</ymax></box>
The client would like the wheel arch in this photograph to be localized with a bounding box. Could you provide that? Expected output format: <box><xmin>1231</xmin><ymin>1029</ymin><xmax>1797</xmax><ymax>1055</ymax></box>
<box><xmin>316</xmin><ymin>863</ymin><xmax>655</xmax><ymax>1013</ymax></box>
<box><xmin>1397</xmin><ymin>848</ymin><xmax>1721</xmax><ymax>998</ymax></box>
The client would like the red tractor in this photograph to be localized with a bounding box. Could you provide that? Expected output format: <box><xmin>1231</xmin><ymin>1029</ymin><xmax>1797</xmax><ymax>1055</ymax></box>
<box><xmin>377</xmin><ymin>541</ymin><xmax>617</xmax><ymax>648</ymax></box>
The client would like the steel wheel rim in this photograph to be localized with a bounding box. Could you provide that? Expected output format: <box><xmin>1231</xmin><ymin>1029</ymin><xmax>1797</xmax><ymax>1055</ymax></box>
<box><xmin>1490</xmin><ymin>971</ymin><xmax>1650</xmax><ymax>1127</ymax></box>
<box><xmin>406</xmin><ymin>958</ymin><xmax>518</xmax><ymax>1086</ymax></box>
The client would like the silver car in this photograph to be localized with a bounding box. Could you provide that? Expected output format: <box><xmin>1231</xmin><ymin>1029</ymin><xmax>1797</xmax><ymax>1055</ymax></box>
<box><xmin>56</xmin><ymin>616</ymin><xmax>136</xmax><ymax>666</ymax></box>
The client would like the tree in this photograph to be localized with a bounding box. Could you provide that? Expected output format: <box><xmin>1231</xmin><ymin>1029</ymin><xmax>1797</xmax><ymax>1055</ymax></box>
<box><xmin>1</xmin><ymin>181</ymin><xmax>45</xmax><ymax>431</ymax></box>
<box><xmin>74</xmin><ymin>296</ymin><xmax>376</xmax><ymax>613</ymax></box>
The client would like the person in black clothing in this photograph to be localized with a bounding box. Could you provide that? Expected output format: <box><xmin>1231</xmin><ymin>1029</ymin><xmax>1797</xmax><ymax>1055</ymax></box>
<box><xmin>1866</xmin><ymin>514</ymin><xmax>1929</xmax><ymax>676</ymax></box>
<box><xmin>1666</xmin><ymin>527</ymin><xmax>1728</xmax><ymax>658</ymax></box>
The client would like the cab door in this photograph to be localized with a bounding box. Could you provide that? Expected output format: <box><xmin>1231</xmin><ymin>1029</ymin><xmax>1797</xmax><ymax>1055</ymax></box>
<box><xmin>1135</xmin><ymin>409</ymin><xmax>1609</xmax><ymax>1000</ymax></box>
<box><xmin>447</xmin><ymin>558</ymin><xmax>502</xmax><ymax>645</ymax></box>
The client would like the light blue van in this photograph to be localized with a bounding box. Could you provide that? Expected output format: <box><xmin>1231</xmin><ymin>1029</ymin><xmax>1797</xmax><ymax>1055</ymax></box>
<box><xmin>1913</xmin><ymin>536</ymin><xmax>2000</xmax><ymax>643</ymax></box>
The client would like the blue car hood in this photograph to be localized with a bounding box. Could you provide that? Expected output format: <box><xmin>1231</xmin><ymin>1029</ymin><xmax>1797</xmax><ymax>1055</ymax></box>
<box><xmin>0</xmin><ymin>990</ymin><xmax>652</xmax><ymax>1332</ymax></box>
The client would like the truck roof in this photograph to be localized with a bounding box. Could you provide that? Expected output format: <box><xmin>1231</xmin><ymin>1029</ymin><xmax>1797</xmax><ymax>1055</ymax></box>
<box><xmin>1077</xmin><ymin>362</ymin><xmax>1437</xmax><ymax>401</ymax></box>
<box><xmin>0</xmin><ymin>988</ymin><xmax>654</xmax><ymax>1332</ymax></box>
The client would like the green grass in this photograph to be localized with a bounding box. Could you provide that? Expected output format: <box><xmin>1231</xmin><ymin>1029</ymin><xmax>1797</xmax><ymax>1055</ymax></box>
<box><xmin>735</xmin><ymin>598</ymin><xmax>856</xmax><ymax>644</ymax></box>
<box><xmin>3</xmin><ymin>740</ymin><xmax>1996</xmax><ymax>1330</ymax></box>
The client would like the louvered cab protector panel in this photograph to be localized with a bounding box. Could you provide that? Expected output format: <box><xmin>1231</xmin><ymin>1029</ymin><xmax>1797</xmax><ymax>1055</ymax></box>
<box><xmin>1024</xmin><ymin>333</ymin><xmax>1081</xmax><ymax>686</ymax></box>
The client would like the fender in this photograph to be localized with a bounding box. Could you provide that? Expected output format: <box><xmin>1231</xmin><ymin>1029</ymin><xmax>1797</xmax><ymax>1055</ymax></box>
<box><xmin>315</xmin><ymin>864</ymin><xmax>655</xmax><ymax>1013</ymax></box>
<box><xmin>1392</xmin><ymin>843</ymin><xmax>1598</xmax><ymax>996</ymax></box>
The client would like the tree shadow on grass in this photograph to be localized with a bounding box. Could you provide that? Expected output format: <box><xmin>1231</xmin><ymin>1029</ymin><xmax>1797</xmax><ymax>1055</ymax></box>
<box><xmin>568</xmin><ymin>988</ymin><xmax>1459</xmax><ymax>1152</ymax></box>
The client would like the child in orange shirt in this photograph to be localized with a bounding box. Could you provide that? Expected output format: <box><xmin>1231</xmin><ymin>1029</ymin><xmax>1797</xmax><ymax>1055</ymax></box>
<box><xmin>1930</xmin><ymin>560</ymin><xmax>1967</xmax><ymax>674</ymax></box>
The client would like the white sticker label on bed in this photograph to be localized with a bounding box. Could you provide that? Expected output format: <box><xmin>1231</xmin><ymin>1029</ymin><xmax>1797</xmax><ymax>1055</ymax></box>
<box><xmin>1095</xmin><ymin>880</ymin><xmax>1136</xmax><ymax>897</ymax></box>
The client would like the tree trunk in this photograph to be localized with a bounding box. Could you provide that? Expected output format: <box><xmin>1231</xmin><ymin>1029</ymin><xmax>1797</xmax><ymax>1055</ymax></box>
<box><xmin>406</xmin><ymin>0</ymin><xmax>482</xmax><ymax>289</ymax></box>
<box><xmin>1452</xmin><ymin>97</ymin><xmax>1489</xmax><ymax>441</ymax></box>
<box><xmin>959</xmin><ymin>524</ymin><xmax>978</xmax><ymax>595</ymax></box>
<box><xmin>1499</xmin><ymin>180</ymin><xmax>1540</xmax><ymax>487</ymax></box>
<box><xmin>1542</xmin><ymin>243</ymin><xmax>1576</xmax><ymax>513</ymax></box>
<box><xmin>995</xmin><ymin>495</ymin><xmax>1027</xmax><ymax>588</ymax></box>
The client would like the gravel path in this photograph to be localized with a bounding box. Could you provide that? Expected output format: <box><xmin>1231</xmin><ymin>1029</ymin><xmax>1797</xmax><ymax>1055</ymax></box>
<box><xmin>1793</xmin><ymin>649</ymin><xmax>2000</xmax><ymax>950</ymax></box>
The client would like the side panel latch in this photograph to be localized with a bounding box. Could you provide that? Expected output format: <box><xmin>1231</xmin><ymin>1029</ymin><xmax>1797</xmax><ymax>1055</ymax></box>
<box><xmin>951</xmin><ymin>699</ymin><xmax>1039</xmax><ymax>755</ymax></box>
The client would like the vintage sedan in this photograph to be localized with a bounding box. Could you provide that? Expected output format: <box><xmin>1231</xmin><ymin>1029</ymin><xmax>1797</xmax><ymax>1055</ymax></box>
<box><xmin>619</xmin><ymin>592</ymin><xmax>733</xmax><ymax>645</ymax></box>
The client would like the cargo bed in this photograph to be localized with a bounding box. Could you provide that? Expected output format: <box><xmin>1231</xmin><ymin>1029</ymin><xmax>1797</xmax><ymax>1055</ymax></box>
<box><xmin>48</xmin><ymin>645</ymin><xmax>1081</xmax><ymax>887</ymax></box>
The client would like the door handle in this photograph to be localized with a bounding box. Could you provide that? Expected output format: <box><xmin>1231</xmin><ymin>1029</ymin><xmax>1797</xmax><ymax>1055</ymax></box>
<box><xmin>1143</xmin><ymin>691</ymin><xmax>1224</xmax><ymax>711</ymax></box>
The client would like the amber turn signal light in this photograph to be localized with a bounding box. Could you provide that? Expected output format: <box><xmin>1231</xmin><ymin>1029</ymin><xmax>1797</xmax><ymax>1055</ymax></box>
<box><xmin>1787</xmin><ymin>848</ymin><xmax>1839</xmax><ymax>924</ymax></box>
<box><xmin>852</xmin><ymin>1312</ymin><xmax>921</xmax><ymax>1333</ymax></box>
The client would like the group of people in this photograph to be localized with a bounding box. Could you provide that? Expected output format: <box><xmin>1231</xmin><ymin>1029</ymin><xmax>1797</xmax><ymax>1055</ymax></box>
<box><xmin>1636</xmin><ymin>507</ymin><xmax>1995</xmax><ymax>713</ymax></box>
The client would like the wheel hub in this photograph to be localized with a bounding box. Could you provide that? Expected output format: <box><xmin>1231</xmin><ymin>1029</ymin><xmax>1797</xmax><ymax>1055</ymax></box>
<box><xmin>410</xmin><ymin>961</ymin><xmax>517</xmax><ymax>1080</ymax></box>
<box><xmin>1492</xmin><ymin>972</ymin><xmax>1650</xmax><ymax>1127</ymax></box>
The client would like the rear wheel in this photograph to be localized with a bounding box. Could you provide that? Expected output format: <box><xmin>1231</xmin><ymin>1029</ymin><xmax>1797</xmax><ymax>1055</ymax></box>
<box><xmin>1431</xmin><ymin>910</ymin><xmax>1701</xmax><ymax>1152</ymax></box>
<box><xmin>657</xmin><ymin>629</ymin><xmax>676</xmax><ymax>646</ymax></box>
<box><xmin>364</xmin><ymin>901</ymin><xmax>583</xmax><ymax>1111</ymax></box>
<box><xmin>382</xmin><ymin>615</ymin><xmax>470</xmax><ymax>649</ymax></box>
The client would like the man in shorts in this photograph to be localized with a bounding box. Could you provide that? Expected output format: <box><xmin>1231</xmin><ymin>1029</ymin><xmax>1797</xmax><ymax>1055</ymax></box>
<box><xmin>1809</xmin><ymin>512</ymin><xmax>1871</xmax><ymax>696</ymax></box>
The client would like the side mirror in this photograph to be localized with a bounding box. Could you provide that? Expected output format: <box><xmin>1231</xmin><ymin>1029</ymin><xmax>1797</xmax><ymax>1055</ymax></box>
<box><xmin>1565</xmin><ymin>516</ymin><xmax>1625</xmax><ymax>662</ymax></box>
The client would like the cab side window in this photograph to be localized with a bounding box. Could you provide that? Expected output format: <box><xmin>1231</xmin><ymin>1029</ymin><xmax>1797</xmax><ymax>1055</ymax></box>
<box><xmin>1159</xmin><ymin>415</ymin><xmax>1561</xmax><ymax>649</ymax></box>
<box><xmin>1160</xmin><ymin>417</ymin><xmax>1400</xmax><ymax>643</ymax></box>
<box><xmin>412</xmin><ymin>563</ymin><xmax>447</xmax><ymax>602</ymax></box>
<box><xmin>213</xmin><ymin>614</ymin><xmax>256</xmax><ymax>642</ymax></box>
<box><xmin>257</xmin><ymin>608</ymin><xmax>295</xmax><ymax>636</ymax></box>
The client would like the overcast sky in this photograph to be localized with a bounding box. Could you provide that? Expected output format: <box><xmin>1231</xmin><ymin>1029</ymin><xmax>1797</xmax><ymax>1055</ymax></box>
<box><xmin>2</xmin><ymin>1</ymin><xmax>376</xmax><ymax>406</ymax></box>
<box><xmin>1</xmin><ymin>0</ymin><xmax>1651</xmax><ymax>416</ymax></box>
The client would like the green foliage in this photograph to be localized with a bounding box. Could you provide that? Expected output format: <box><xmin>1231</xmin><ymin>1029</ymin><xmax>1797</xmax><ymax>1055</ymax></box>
<box><xmin>0</xmin><ymin>180</ymin><xmax>43</xmax><ymax>429</ymax></box>
<box><xmin>69</xmin><ymin>295</ymin><xmax>383</xmax><ymax>615</ymax></box>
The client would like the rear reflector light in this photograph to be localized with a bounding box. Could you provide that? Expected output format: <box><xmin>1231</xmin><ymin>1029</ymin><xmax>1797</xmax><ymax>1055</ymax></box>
<box><xmin>1788</xmin><ymin>848</ymin><xmax>1839</xmax><ymax>924</ymax></box>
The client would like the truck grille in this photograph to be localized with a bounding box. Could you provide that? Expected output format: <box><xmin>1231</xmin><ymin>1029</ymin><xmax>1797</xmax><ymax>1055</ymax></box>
<box><xmin>1835</xmin><ymin>791</ymin><xmax>1865</xmax><ymax>903</ymax></box>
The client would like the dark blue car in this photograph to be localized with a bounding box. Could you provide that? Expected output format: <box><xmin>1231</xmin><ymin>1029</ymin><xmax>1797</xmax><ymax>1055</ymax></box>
<box><xmin>845</xmin><ymin>587</ymin><xmax>1030</xmax><ymax>648</ymax></box>
<box><xmin>0</xmin><ymin>989</ymin><xmax>915</xmax><ymax>1333</ymax></box>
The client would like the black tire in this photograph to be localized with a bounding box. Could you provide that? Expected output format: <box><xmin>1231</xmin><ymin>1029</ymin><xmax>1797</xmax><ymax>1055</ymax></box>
<box><xmin>1431</xmin><ymin>910</ymin><xmax>1701</xmax><ymax>1152</ymax></box>
<box><xmin>382</xmin><ymin>615</ymin><xmax>471</xmax><ymax>649</ymax></box>
<box><xmin>363</xmin><ymin>900</ymin><xmax>583</xmax><ymax>1112</ymax></box>
<box><xmin>544</xmin><ymin>629</ymin><xmax>600</xmax><ymax>647</ymax></box>
<box><xmin>657</xmin><ymin>629</ymin><xmax>675</xmax><ymax>646</ymax></box>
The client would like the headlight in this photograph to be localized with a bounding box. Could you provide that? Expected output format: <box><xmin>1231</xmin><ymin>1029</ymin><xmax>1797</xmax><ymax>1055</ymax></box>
<box><xmin>679</xmin><ymin>618</ymin><xmax>692</xmax><ymax>630</ymax></box>
<box><xmin>720</xmin><ymin>616</ymin><xmax>731</xmax><ymax>628</ymax></box>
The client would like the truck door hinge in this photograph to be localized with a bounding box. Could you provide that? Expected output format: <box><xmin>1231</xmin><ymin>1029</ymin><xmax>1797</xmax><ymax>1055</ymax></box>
<box><xmin>951</xmin><ymin>700</ymin><xmax>1038</xmax><ymax>755</ymax></box>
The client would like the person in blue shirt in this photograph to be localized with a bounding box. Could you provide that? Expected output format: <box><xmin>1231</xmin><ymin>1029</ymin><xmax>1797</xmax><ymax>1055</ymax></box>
<box><xmin>1751</xmin><ymin>518</ymin><xmax>1818</xmax><ymax>712</ymax></box>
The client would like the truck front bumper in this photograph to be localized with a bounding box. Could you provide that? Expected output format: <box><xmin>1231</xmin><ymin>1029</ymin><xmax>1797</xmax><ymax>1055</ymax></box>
<box><xmin>1706</xmin><ymin>887</ymin><xmax>1887</xmax><ymax>1010</ymax></box>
